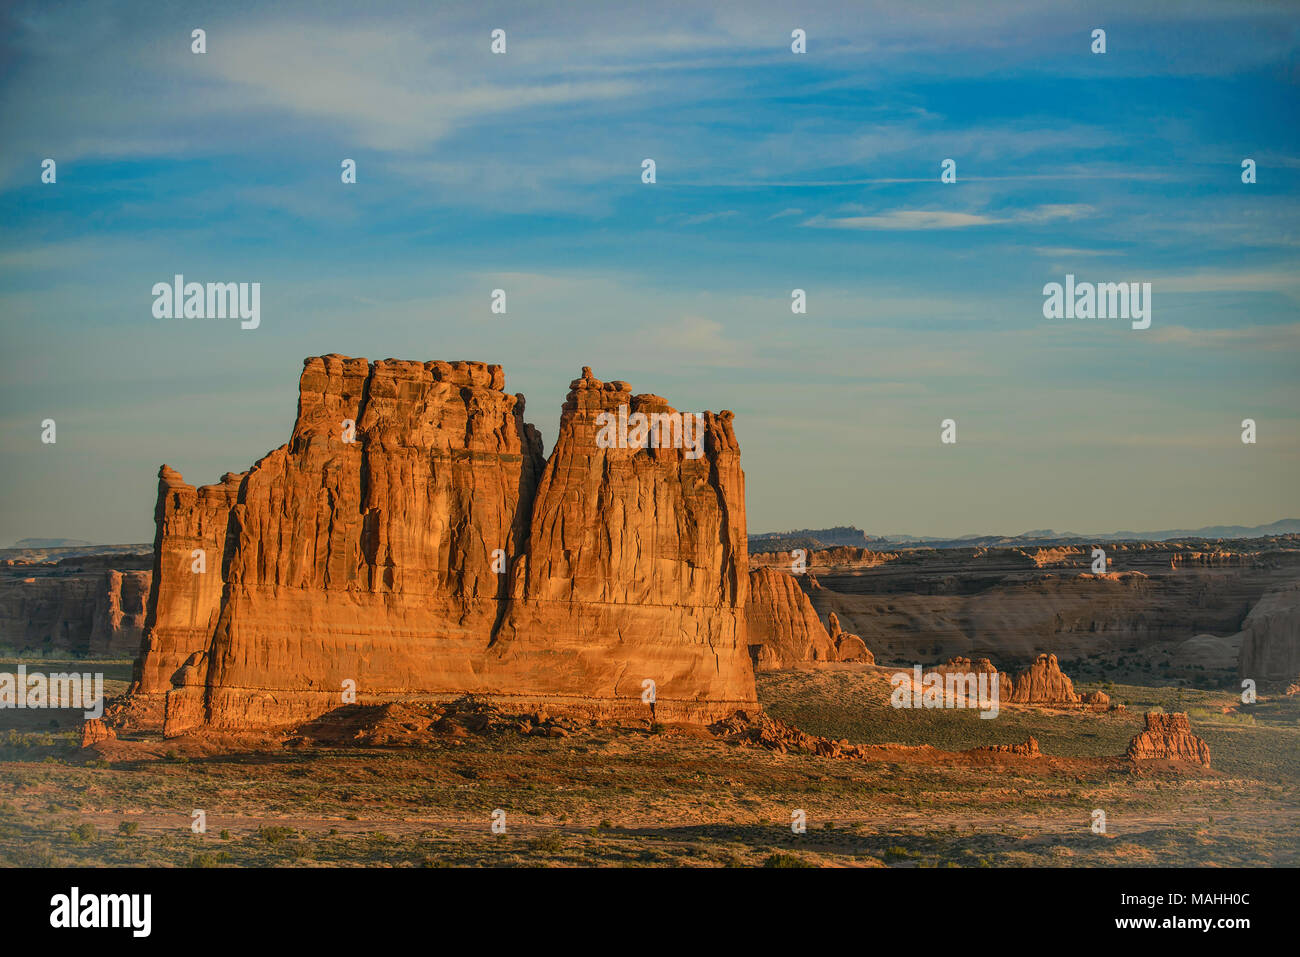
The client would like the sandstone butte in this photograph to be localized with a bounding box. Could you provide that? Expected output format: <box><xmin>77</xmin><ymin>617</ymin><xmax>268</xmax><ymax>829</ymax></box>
<box><xmin>126</xmin><ymin>357</ymin><xmax>755</xmax><ymax>735</ymax></box>
<box><xmin>940</xmin><ymin>652</ymin><xmax>1092</xmax><ymax>707</ymax></box>
<box><xmin>1126</xmin><ymin>712</ymin><xmax>1211</xmax><ymax>767</ymax></box>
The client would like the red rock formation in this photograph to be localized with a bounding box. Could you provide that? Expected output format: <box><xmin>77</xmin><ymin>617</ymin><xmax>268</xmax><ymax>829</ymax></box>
<box><xmin>132</xmin><ymin>468</ymin><xmax>241</xmax><ymax>695</ymax></box>
<box><xmin>89</xmin><ymin>569</ymin><xmax>150</xmax><ymax>655</ymax></box>
<box><xmin>129</xmin><ymin>357</ymin><xmax>755</xmax><ymax>733</ymax></box>
<box><xmin>80</xmin><ymin>718</ymin><xmax>116</xmax><ymax>747</ymax></box>
<box><xmin>1002</xmin><ymin>653</ymin><xmax>1081</xmax><ymax>705</ymax></box>
<box><xmin>1080</xmin><ymin>690</ymin><xmax>1111</xmax><ymax>711</ymax></box>
<box><xmin>745</xmin><ymin>567</ymin><xmax>837</xmax><ymax>668</ymax></box>
<box><xmin>1126</xmin><ymin>712</ymin><xmax>1211</xmax><ymax>766</ymax></box>
<box><xmin>488</xmin><ymin>367</ymin><xmax>752</xmax><ymax>721</ymax></box>
<box><xmin>973</xmin><ymin>737</ymin><xmax>1041</xmax><ymax>757</ymax></box>
<box><xmin>827</xmin><ymin>612</ymin><xmax>874</xmax><ymax>663</ymax></box>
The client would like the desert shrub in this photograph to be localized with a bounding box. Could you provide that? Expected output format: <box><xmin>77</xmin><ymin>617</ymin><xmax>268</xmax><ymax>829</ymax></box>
<box><xmin>257</xmin><ymin>825</ymin><xmax>296</xmax><ymax>845</ymax></box>
<box><xmin>530</xmin><ymin>831</ymin><xmax>565</xmax><ymax>854</ymax></box>
<box><xmin>70</xmin><ymin>822</ymin><xmax>97</xmax><ymax>843</ymax></box>
<box><xmin>763</xmin><ymin>852</ymin><xmax>813</xmax><ymax>868</ymax></box>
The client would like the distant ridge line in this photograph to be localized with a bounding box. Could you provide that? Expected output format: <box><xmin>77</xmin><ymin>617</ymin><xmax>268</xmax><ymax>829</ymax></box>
<box><xmin>749</xmin><ymin>519</ymin><xmax>1300</xmax><ymax>551</ymax></box>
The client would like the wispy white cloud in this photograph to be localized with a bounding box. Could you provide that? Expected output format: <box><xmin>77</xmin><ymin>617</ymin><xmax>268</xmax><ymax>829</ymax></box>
<box><xmin>1145</xmin><ymin>322</ymin><xmax>1300</xmax><ymax>348</ymax></box>
<box><xmin>804</xmin><ymin>204</ymin><xmax>1094</xmax><ymax>231</ymax></box>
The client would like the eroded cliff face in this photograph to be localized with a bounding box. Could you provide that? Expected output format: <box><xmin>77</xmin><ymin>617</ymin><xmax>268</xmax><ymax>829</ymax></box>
<box><xmin>746</xmin><ymin>568</ymin><xmax>838</xmax><ymax>668</ymax></box>
<box><xmin>487</xmin><ymin>369</ymin><xmax>753</xmax><ymax>720</ymax></box>
<box><xmin>130</xmin><ymin>357</ymin><xmax>755</xmax><ymax>733</ymax></box>
<box><xmin>1</xmin><ymin>555</ymin><xmax>151</xmax><ymax>656</ymax></box>
<box><xmin>1237</xmin><ymin>583</ymin><xmax>1300</xmax><ymax>690</ymax></box>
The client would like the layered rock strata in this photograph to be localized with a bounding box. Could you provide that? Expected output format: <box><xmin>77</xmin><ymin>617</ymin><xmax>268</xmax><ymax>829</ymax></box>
<box><xmin>129</xmin><ymin>357</ymin><xmax>755</xmax><ymax>733</ymax></box>
<box><xmin>0</xmin><ymin>555</ymin><xmax>151</xmax><ymax>656</ymax></box>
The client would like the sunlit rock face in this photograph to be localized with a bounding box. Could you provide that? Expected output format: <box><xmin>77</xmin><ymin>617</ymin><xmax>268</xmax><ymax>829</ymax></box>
<box><xmin>128</xmin><ymin>356</ymin><xmax>756</xmax><ymax>734</ymax></box>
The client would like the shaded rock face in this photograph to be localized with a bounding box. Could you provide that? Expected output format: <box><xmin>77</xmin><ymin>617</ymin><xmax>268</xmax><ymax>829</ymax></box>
<box><xmin>1237</xmin><ymin>583</ymin><xmax>1300</xmax><ymax>690</ymax></box>
<box><xmin>131</xmin><ymin>356</ymin><xmax>755</xmax><ymax>733</ymax></box>
<box><xmin>1126</xmin><ymin>712</ymin><xmax>1211</xmax><ymax>767</ymax></box>
<box><xmin>0</xmin><ymin>556</ymin><xmax>151</xmax><ymax>656</ymax></box>
<box><xmin>745</xmin><ymin>568</ymin><xmax>837</xmax><ymax>668</ymax></box>
<box><xmin>827</xmin><ymin>612</ymin><xmax>874</xmax><ymax>664</ymax></box>
<box><xmin>1003</xmin><ymin>653</ymin><xmax>1081</xmax><ymax>705</ymax></box>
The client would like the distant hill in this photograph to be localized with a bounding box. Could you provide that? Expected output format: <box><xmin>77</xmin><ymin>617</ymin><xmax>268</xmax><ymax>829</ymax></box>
<box><xmin>9</xmin><ymin>538</ymin><xmax>94</xmax><ymax>549</ymax></box>
<box><xmin>0</xmin><ymin>543</ymin><xmax>152</xmax><ymax>563</ymax></box>
<box><xmin>749</xmin><ymin>520</ymin><xmax>1300</xmax><ymax>551</ymax></box>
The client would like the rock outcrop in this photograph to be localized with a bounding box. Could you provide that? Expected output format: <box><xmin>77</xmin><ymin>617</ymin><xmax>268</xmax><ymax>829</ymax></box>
<box><xmin>1080</xmin><ymin>690</ymin><xmax>1111</xmax><ymax>711</ymax></box>
<box><xmin>944</xmin><ymin>655</ymin><xmax>997</xmax><ymax>674</ymax></box>
<box><xmin>745</xmin><ymin>568</ymin><xmax>838</xmax><ymax>668</ymax></box>
<box><xmin>1126</xmin><ymin>712</ymin><xmax>1211</xmax><ymax>766</ymax></box>
<box><xmin>973</xmin><ymin>737</ymin><xmax>1041</xmax><ymax>757</ymax></box>
<box><xmin>80</xmin><ymin>718</ymin><xmax>116</xmax><ymax>748</ymax></box>
<box><xmin>1002</xmin><ymin>653</ymin><xmax>1081</xmax><ymax>705</ymax></box>
<box><xmin>827</xmin><ymin>612</ymin><xmax>874</xmax><ymax>663</ymax></box>
<box><xmin>750</xmin><ymin>547</ymin><xmax>899</xmax><ymax>570</ymax></box>
<box><xmin>129</xmin><ymin>357</ymin><xmax>756</xmax><ymax>733</ymax></box>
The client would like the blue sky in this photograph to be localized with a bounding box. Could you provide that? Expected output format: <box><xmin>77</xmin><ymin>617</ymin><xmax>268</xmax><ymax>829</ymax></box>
<box><xmin>1</xmin><ymin>0</ymin><xmax>1298</xmax><ymax>544</ymax></box>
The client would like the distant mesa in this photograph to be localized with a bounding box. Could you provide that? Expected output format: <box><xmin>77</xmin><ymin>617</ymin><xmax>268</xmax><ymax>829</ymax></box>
<box><xmin>9</xmin><ymin>538</ymin><xmax>94</xmax><ymax>549</ymax></box>
<box><xmin>749</xmin><ymin>519</ymin><xmax>1300</xmax><ymax>550</ymax></box>
<box><xmin>125</xmin><ymin>356</ymin><xmax>754</xmax><ymax>734</ymax></box>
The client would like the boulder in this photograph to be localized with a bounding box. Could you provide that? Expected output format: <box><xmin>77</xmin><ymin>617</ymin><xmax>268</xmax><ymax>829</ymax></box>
<box><xmin>1080</xmin><ymin>690</ymin><xmax>1111</xmax><ymax>711</ymax></box>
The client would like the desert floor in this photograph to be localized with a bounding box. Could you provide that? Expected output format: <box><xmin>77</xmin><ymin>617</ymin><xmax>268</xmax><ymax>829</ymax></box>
<box><xmin>1</xmin><ymin>659</ymin><xmax>1297</xmax><ymax>867</ymax></box>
